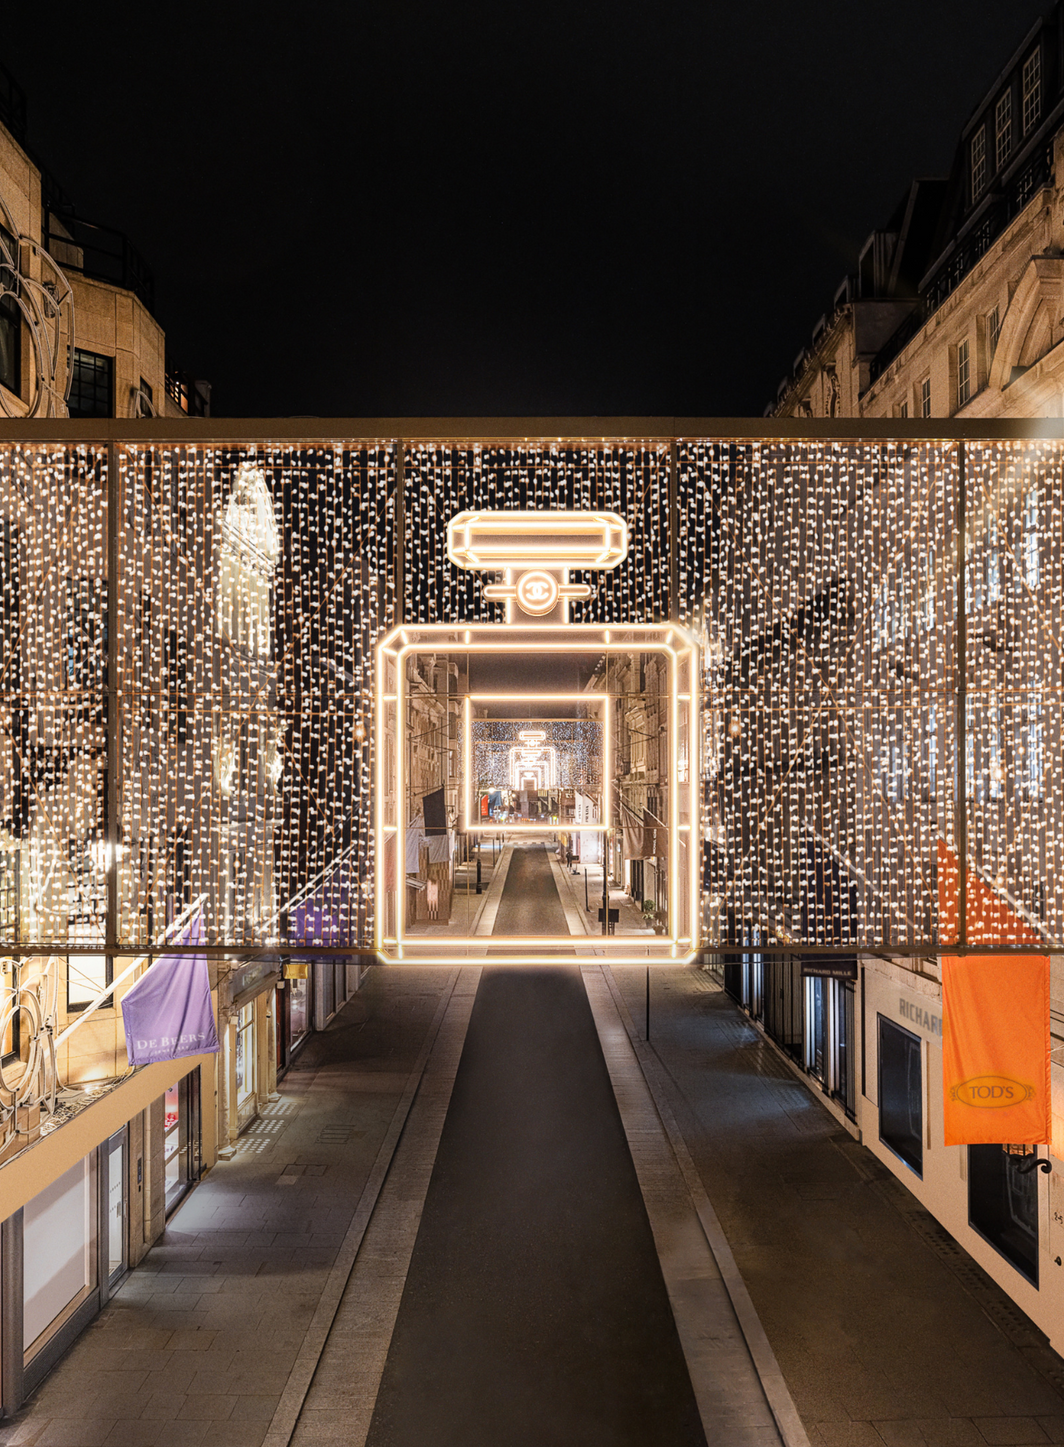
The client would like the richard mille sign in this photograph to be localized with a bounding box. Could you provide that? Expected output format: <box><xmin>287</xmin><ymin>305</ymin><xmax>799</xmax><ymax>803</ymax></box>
<box><xmin>893</xmin><ymin>987</ymin><xmax>945</xmax><ymax>1047</ymax></box>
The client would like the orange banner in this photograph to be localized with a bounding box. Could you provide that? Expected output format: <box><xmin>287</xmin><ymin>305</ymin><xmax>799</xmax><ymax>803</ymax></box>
<box><xmin>938</xmin><ymin>842</ymin><xmax>1050</xmax><ymax>1147</ymax></box>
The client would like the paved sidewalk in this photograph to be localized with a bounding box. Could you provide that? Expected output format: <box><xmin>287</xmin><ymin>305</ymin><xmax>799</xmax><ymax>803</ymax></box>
<box><xmin>555</xmin><ymin>856</ymin><xmax>657</xmax><ymax>939</ymax></box>
<box><xmin>609</xmin><ymin>966</ymin><xmax>1064</xmax><ymax>1447</ymax></box>
<box><xmin>0</xmin><ymin>968</ymin><xmax>456</xmax><ymax>1447</ymax></box>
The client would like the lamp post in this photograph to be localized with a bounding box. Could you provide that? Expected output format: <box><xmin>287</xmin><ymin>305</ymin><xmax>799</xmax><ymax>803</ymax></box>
<box><xmin>601</xmin><ymin>826</ymin><xmax>613</xmax><ymax>935</ymax></box>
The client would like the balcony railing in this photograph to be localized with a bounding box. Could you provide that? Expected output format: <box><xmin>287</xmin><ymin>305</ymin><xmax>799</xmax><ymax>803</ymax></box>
<box><xmin>43</xmin><ymin>206</ymin><xmax>156</xmax><ymax>317</ymax></box>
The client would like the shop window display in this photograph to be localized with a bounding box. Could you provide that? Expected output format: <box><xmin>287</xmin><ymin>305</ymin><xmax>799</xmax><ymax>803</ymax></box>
<box><xmin>878</xmin><ymin>1016</ymin><xmax>923</xmax><ymax>1175</ymax></box>
<box><xmin>969</xmin><ymin>1144</ymin><xmax>1039</xmax><ymax>1284</ymax></box>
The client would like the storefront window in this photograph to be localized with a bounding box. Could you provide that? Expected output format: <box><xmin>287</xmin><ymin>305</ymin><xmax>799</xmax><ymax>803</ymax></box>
<box><xmin>878</xmin><ymin>1016</ymin><xmax>923</xmax><ymax>1176</ymax></box>
<box><xmin>235</xmin><ymin>1004</ymin><xmax>256</xmax><ymax>1124</ymax></box>
<box><xmin>106</xmin><ymin>1129</ymin><xmax>126</xmax><ymax>1283</ymax></box>
<box><xmin>23</xmin><ymin>1156</ymin><xmax>97</xmax><ymax>1359</ymax></box>
<box><xmin>834</xmin><ymin>980</ymin><xmax>856</xmax><ymax>1119</ymax></box>
<box><xmin>808</xmin><ymin>976</ymin><xmax>826</xmax><ymax>1080</ymax></box>
<box><xmin>969</xmin><ymin>1145</ymin><xmax>1039</xmax><ymax>1285</ymax></box>
<box><xmin>318</xmin><ymin>958</ymin><xmax>336</xmax><ymax>1024</ymax></box>
<box><xmin>290</xmin><ymin>977</ymin><xmax>308</xmax><ymax>1041</ymax></box>
<box><xmin>164</xmin><ymin>1072</ymin><xmax>199</xmax><ymax>1215</ymax></box>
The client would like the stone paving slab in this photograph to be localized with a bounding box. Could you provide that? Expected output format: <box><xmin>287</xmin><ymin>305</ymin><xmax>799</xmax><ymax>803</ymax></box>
<box><xmin>0</xmin><ymin>968</ymin><xmax>456</xmax><ymax>1447</ymax></box>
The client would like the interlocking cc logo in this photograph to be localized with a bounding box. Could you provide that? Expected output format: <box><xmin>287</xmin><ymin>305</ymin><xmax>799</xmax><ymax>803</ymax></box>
<box><xmin>515</xmin><ymin>569</ymin><xmax>560</xmax><ymax>616</ymax></box>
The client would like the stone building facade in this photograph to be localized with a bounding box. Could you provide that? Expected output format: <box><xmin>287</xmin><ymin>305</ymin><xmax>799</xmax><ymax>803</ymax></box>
<box><xmin>760</xmin><ymin>1</ymin><xmax>1064</xmax><ymax>1354</ymax></box>
<box><xmin>772</xmin><ymin>5</ymin><xmax>1064</xmax><ymax>425</ymax></box>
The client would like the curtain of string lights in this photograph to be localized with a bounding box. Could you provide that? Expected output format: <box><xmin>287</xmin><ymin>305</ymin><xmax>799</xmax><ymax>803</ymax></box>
<box><xmin>472</xmin><ymin>720</ymin><xmax>603</xmax><ymax>791</ymax></box>
<box><xmin>0</xmin><ymin>436</ymin><xmax>1060</xmax><ymax>963</ymax></box>
<box><xmin>402</xmin><ymin>443</ymin><xmax>670</xmax><ymax>625</ymax></box>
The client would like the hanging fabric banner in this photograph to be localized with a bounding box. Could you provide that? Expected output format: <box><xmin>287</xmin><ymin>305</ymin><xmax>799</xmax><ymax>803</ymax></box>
<box><xmin>938</xmin><ymin>842</ymin><xmax>1050</xmax><ymax>1147</ymax></box>
<box><xmin>620</xmin><ymin>801</ymin><xmax>647</xmax><ymax>859</ymax></box>
<box><xmin>120</xmin><ymin>914</ymin><xmax>220</xmax><ymax>1068</ymax></box>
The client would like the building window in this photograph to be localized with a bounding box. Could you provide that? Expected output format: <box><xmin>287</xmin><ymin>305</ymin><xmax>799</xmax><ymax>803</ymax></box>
<box><xmin>64</xmin><ymin>576</ymin><xmax>104</xmax><ymax>693</ymax></box>
<box><xmin>995</xmin><ymin>89</ymin><xmax>1013</xmax><ymax>170</ymax></box>
<box><xmin>164</xmin><ymin>628</ymin><xmax>188</xmax><ymax>743</ymax></box>
<box><xmin>969</xmin><ymin>1146</ymin><xmax>1039</xmax><ymax>1285</ymax></box>
<box><xmin>878</xmin><ymin>1016</ymin><xmax>923</xmax><ymax>1176</ymax></box>
<box><xmin>987</xmin><ymin>701</ymin><xmax>1003</xmax><ymax>798</ymax></box>
<box><xmin>1021</xmin><ymin>698</ymin><xmax>1043</xmax><ymax>799</ymax></box>
<box><xmin>1023</xmin><ymin>484</ymin><xmax>1040</xmax><ymax>588</ymax></box>
<box><xmin>68</xmin><ymin>349</ymin><xmax>113</xmax><ymax>419</ymax></box>
<box><xmin>987</xmin><ymin>517</ymin><xmax>1001</xmax><ymax>602</ymax></box>
<box><xmin>67</xmin><ymin>916</ymin><xmax>109</xmax><ymax>1011</ymax></box>
<box><xmin>897</xmin><ymin>400</ymin><xmax>908</xmax><ymax>419</ymax></box>
<box><xmin>927</xmin><ymin>704</ymin><xmax>938</xmax><ymax>796</ymax></box>
<box><xmin>1022</xmin><ymin>48</ymin><xmax>1041</xmax><ymax>135</ymax></box>
<box><xmin>0</xmin><ymin>224</ymin><xmax>20</xmax><ymax>398</ymax></box>
<box><xmin>919</xmin><ymin>376</ymin><xmax>932</xmax><ymax>418</ymax></box>
<box><xmin>986</xmin><ymin>305</ymin><xmax>1001</xmax><ymax>362</ymax></box>
<box><xmin>957</xmin><ymin>338</ymin><xmax>971</xmax><ymax>407</ymax></box>
<box><xmin>133</xmin><ymin>376</ymin><xmax>154</xmax><ymax>417</ymax></box>
<box><xmin>970</xmin><ymin>127</ymin><xmax>987</xmax><ymax>202</ymax></box>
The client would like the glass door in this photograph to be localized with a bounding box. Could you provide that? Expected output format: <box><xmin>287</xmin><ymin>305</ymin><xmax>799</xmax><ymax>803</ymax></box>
<box><xmin>163</xmin><ymin>1073</ymin><xmax>200</xmax><ymax>1215</ymax></box>
<box><xmin>235</xmin><ymin>1003</ymin><xmax>257</xmax><ymax>1128</ymax></box>
<box><xmin>105</xmin><ymin>1129</ymin><xmax>126</xmax><ymax>1287</ymax></box>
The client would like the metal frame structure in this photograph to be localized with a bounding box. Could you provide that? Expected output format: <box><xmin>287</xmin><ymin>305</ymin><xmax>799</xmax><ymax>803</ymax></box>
<box><xmin>1</xmin><ymin>416</ymin><xmax>1063</xmax><ymax>966</ymax></box>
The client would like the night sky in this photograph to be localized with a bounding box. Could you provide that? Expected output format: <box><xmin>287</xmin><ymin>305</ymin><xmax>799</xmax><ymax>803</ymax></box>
<box><xmin>2</xmin><ymin>2</ymin><xmax>1053</xmax><ymax>418</ymax></box>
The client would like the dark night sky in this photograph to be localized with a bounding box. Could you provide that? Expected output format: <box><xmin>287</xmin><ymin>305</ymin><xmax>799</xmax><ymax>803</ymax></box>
<box><xmin>2</xmin><ymin>2</ymin><xmax>1053</xmax><ymax>418</ymax></box>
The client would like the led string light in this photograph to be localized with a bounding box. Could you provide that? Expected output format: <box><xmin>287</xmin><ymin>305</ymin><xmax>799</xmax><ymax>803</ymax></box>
<box><xmin>0</xmin><ymin>437</ymin><xmax>1060</xmax><ymax>996</ymax></box>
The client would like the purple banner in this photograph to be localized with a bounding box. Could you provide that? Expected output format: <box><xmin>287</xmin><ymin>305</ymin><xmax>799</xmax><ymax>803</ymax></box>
<box><xmin>290</xmin><ymin>874</ymin><xmax>351</xmax><ymax>946</ymax></box>
<box><xmin>121</xmin><ymin>915</ymin><xmax>220</xmax><ymax>1067</ymax></box>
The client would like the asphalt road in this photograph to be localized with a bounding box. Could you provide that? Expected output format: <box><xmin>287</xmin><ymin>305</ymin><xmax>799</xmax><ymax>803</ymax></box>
<box><xmin>491</xmin><ymin>841</ymin><xmax>570</xmax><ymax>936</ymax></box>
<box><xmin>364</xmin><ymin>965</ymin><xmax>707</xmax><ymax>1447</ymax></box>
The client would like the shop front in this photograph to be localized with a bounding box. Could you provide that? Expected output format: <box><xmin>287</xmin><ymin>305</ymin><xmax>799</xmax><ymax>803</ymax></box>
<box><xmin>275</xmin><ymin>966</ymin><xmax>312</xmax><ymax>1075</ymax></box>
<box><xmin>315</xmin><ymin>958</ymin><xmax>358</xmax><ymax>1030</ymax></box>
<box><xmin>1</xmin><ymin>1130</ymin><xmax>129</xmax><ymax>1408</ymax></box>
<box><xmin>219</xmin><ymin>962</ymin><xmax>281</xmax><ymax>1151</ymax></box>
<box><xmin>163</xmin><ymin>1068</ymin><xmax>201</xmax><ymax>1215</ymax></box>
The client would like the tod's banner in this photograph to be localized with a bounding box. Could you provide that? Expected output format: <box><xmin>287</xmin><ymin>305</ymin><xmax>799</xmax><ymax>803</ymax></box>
<box><xmin>939</xmin><ymin>844</ymin><xmax>1051</xmax><ymax>1147</ymax></box>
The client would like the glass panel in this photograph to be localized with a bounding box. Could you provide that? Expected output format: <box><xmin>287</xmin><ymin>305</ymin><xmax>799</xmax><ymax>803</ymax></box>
<box><xmin>289</xmin><ymin>978</ymin><xmax>308</xmax><ymax>1041</ymax></box>
<box><xmin>107</xmin><ymin>1133</ymin><xmax>125</xmax><ymax>1280</ymax></box>
<box><xmin>23</xmin><ymin>1156</ymin><xmax>96</xmax><ymax>1354</ymax></box>
<box><xmin>235</xmin><ymin>1004</ymin><xmax>255</xmax><ymax>1107</ymax></box>
<box><xmin>969</xmin><ymin>1145</ymin><xmax>1039</xmax><ymax>1284</ymax></box>
<box><xmin>834</xmin><ymin>980</ymin><xmax>856</xmax><ymax>1118</ymax></box>
<box><xmin>878</xmin><ymin>1017</ymin><xmax>923</xmax><ymax>1176</ymax></box>
<box><xmin>808</xmin><ymin>976</ymin><xmax>826</xmax><ymax>1080</ymax></box>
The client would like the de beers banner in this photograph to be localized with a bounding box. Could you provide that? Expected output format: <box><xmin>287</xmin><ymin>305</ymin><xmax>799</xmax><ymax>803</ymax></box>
<box><xmin>120</xmin><ymin>914</ymin><xmax>220</xmax><ymax>1068</ymax></box>
<box><xmin>938</xmin><ymin>843</ymin><xmax>1050</xmax><ymax>1147</ymax></box>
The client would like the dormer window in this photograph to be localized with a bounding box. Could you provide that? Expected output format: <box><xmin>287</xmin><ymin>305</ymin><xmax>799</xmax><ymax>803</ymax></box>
<box><xmin>995</xmin><ymin>89</ymin><xmax>1012</xmax><ymax>170</ymax></box>
<box><xmin>1022</xmin><ymin>47</ymin><xmax>1041</xmax><ymax>135</ymax></box>
<box><xmin>970</xmin><ymin>127</ymin><xmax>987</xmax><ymax>202</ymax></box>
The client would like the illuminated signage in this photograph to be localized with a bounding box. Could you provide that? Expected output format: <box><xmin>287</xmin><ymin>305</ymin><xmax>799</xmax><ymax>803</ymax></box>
<box><xmin>375</xmin><ymin>511</ymin><xmax>700</xmax><ymax>964</ymax></box>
